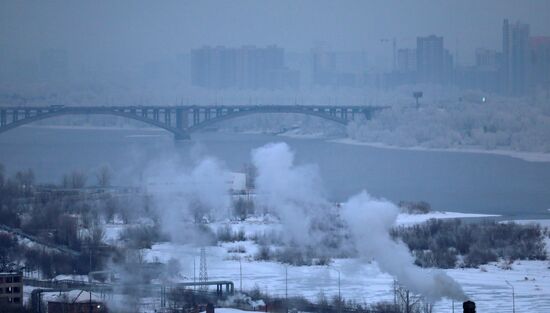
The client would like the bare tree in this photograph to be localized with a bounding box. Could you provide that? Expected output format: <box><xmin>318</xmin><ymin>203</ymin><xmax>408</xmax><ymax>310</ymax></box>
<box><xmin>394</xmin><ymin>283</ymin><xmax>425</xmax><ymax>313</ymax></box>
<box><xmin>96</xmin><ymin>164</ymin><xmax>112</xmax><ymax>188</ymax></box>
<box><xmin>14</xmin><ymin>168</ymin><xmax>35</xmax><ymax>194</ymax></box>
<box><xmin>62</xmin><ymin>170</ymin><xmax>87</xmax><ymax>189</ymax></box>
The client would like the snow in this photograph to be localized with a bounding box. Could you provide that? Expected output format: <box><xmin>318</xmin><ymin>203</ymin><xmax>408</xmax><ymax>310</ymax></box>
<box><xmin>331</xmin><ymin>138</ymin><xmax>550</xmax><ymax>163</ymax></box>
<box><xmin>140</xmin><ymin>211</ymin><xmax>549</xmax><ymax>313</ymax></box>
<box><xmin>102</xmin><ymin>218</ymin><xmax>156</xmax><ymax>245</ymax></box>
<box><xmin>201</xmin><ymin>309</ymin><xmax>255</xmax><ymax>313</ymax></box>
<box><xmin>345</xmin><ymin>95</ymin><xmax>550</xmax><ymax>157</ymax></box>
<box><xmin>396</xmin><ymin>211</ymin><xmax>499</xmax><ymax>225</ymax></box>
<box><xmin>52</xmin><ymin>274</ymin><xmax>89</xmax><ymax>282</ymax></box>
<box><xmin>143</xmin><ymin>242</ymin><xmax>550</xmax><ymax>313</ymax></box>
<box><xmin>502</xmin><ymin>219</ymin><xmax>550</xmax><ymax>228</ymax></box>
<box><xmin>103</xmin><ymin>223</ymin><xmax>127</xmax><ymax>244</ymax></box>
<box><xmin>226</xmin><ymin>172</ymin><xmax>247</xmax><ymax>193</ymax></box>
<box><xmin>210</xmin><ymin>215</ymin><xmax>283</xmax><ymax>238</ymax></box>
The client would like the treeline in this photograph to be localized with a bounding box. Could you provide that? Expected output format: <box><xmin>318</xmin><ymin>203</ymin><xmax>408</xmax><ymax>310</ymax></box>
<box><xmin>243</xmin><ymin>284</ymin><xmax>428</xmax><ymax>313</ymax></box>
<box><xmin>391</xmin><ymin>219</ymin><xmax>548</xmax><ymax>268</ymax></box>
<box><xmin>251</xmin><ymin>212</ymin><xmax>354</xmax><ymax>266</ymax></box>
<box><xmin>0</xmin><ymin>163</ymin><xmax>152</xmax><ymax>279</ymax></box>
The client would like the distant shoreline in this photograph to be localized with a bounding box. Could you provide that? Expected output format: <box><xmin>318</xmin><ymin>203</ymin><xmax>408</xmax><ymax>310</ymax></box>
<box><xmin>396</xmin><ymin>211</ymin><xmax>500</xmax><ymax>225</ymax></box>
<box><xmin>329</xmin><ymin>137</ymin><xmax>550</xmax><ymax>163</ymax></box>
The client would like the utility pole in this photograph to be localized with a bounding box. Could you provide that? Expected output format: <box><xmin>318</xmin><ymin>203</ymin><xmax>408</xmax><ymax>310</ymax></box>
<box><xmin>506</xmin><ymin>280</ymin><xmax>515</xmax><ymax>313</ymax></box>
<box><xmin>239</xmin><ymin>258</ymin><xmax>243</xmax><ymax>293</ymax></box>
<box><xmin>285</xmin><ymin>265</ymin><xmax>288</xmax><ymax>313</ymax></box>
<box><xmin>328</xmin><ymin>266</ymin><xmax>342</xmax><ymax>313</ymax></box>
<box><xmin>337</xmin><ymin>270</ymin><xmax>341</xmax><ymax>313</ymax></box>
<box><xmin>89</xmin><ymin>246</ymin><xmax>92</xmax><ymax>313</ymax></box>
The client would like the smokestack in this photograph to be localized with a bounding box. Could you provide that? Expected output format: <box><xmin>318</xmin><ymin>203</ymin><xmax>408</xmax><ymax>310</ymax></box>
<box><xmin>463</xmin><ymin>301</ymin><xmax>475</xmax><ymax>313</ymax></box>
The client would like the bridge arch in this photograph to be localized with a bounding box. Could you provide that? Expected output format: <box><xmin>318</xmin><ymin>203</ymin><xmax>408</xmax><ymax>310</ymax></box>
<box><xmin>0</xmin><ymin>108</ymin><xmax>190</xmax><ymax>139</ymax></box>
<box><xmin>186</xmin><ymin>106</ymin><xmax>351</xmax><ymax>133</ymax></box>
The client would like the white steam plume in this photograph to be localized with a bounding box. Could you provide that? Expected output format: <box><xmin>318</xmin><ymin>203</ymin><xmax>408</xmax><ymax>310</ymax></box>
<box><xmin>342</xmin><ymin>191</ymin><xmax>466</xmax><ymax>302</ymax></box>
<box><xmin>144</xmin><ymin>155</ymin><xmax>230</xmax><ymax>244</ymax></box>
<box><xmin>252</xmin><ymin>142</ymin><xmax>466</xmax><ymax>302</ymax></box>
<box><xmin>252</xmin><ymin>142</ymin><xmax>329</xmax><ymax>246</ymax></box>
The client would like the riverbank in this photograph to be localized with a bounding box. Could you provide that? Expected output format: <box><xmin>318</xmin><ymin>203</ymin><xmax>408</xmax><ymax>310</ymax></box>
<box><xmin>329</xmin><ymin>137</ymin><xmax>550</xmax><ymax>163</ymax></box>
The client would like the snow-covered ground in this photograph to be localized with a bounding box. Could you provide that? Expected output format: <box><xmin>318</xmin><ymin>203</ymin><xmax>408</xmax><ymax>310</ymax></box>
<box><xmin>396</xmin><ymin>211</ymin><xmax>499</xmax><ymax>225</ymax></box>
<box><xmin>201</xmin><ymin>309</ymin><xmax>256</xmax><ymax>313</ymax></box>
<box><xmin>503</xmin><ymin>219</ymin><xmax>550</xmax><ymax>228</ymax></box>
<box><xmin>330</xmin><ymin>138</ymin><xmax>550</xmax><ymax>163</ymax></box>
<box><xmin>138</xmin><ymin>212</ymin><xmax>550</xmax><ymax>313</ymax></box>
<box><xmin>144</xmin><ymin>242</ymin><xmax>550</xmax><ymax>313</ymax></box>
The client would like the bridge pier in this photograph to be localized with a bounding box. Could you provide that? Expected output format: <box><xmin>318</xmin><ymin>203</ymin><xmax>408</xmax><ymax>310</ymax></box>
<box><xmin>193</xmin><ymin>109</ymin><xmax>200</xmax><ymax>125</ymax></box>
<box><xmin>0</xmin><ymin>109</ymin><xmax>5</xmax><ymax>126</ymax></box>
<box><xmin>363</xmin><ymin>110</ymin><xmax>373</xmax><ymax>120</ymax></box>
<box><xmin>176</xmin><ymin>108</ymin><xmax>189</xmax><ymax>130</ymax></box>
<box><xmin>174</xmin><ymin>131</ymin><xmax>191</xmax><ymax>141</ymax></box>
<box><xmin>164</xmin><ymin>109</ymin><xmax>171</xmax><ymax>126</ymax></box>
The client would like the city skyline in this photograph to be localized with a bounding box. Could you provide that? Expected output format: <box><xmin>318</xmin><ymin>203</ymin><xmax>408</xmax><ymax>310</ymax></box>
<box><xmin>1</xmin><ymin>1</ymin><xmax>549</xmax><ymax>68</ymax></box>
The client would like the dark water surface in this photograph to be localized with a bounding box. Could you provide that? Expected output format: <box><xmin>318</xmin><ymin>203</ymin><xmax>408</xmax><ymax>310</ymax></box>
<box><xmin>1</xmin><ymin>126</ymin><xmax>549</xmax><ymax>219</ymax></box>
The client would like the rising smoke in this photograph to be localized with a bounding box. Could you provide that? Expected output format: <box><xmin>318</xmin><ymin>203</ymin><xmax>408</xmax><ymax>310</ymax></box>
<box><xmin>252</xmin><ymin>142</ymin><xmax>330</xmax><ymax>246</ymax></box>
<box><xmin>144</xmin><ymin>153</ymin><xmax>230</xmax><ymax>245</ymax></box>
<box><xmin>252</xmin><ymin>142</ymin><xmax>467</xmax><ymax>302</ymax></box>
<box><xmin>342</xmin><ymin>191</ymin><xmax>467</xmax><ymax>302</ymax></box>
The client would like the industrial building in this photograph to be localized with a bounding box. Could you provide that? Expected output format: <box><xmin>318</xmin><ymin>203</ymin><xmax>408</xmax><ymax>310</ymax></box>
<box><xmin>0</xmin><ymin>264</ymin><xmax>23</xmax><ymax>309</ymax></box>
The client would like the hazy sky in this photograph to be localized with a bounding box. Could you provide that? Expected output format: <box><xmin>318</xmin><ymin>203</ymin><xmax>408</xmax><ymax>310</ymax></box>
<box><xmin>1</xmin><ymin>0</ymin><xmax>550</xmax><ymax>67</ymax></box>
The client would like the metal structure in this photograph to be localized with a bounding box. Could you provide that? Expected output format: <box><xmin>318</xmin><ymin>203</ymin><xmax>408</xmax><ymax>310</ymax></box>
<box><xmin>199</xmin><ymin>247</ymin><xmax>208</xmax><ymax>291</ymax></box>
<box><xmin>0</xmin><ymin>104</ymin><xmax>387</xmax><ymax>140</ymax></box>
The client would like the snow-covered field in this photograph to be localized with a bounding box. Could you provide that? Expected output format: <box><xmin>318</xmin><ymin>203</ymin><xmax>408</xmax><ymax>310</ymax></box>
<box><xmin>137</xmin><ymin>212</ymin><xmax>550</xmax><ymax>313</ymax></box>
<box><xmin>144</xmin><ymin>243</ymin><xmax>550</xmax><ymax>313</ymax></box>
<box><xmin>396</xmin><ymin>211</ymin><xmax>499</xmax><ymax>225</ymax></box>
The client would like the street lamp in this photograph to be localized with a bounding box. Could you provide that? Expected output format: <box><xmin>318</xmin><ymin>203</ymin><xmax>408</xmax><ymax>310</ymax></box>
<box><xmin>505</xmin><ymin>280</ymin><xmax>515</xmax><ymax>313</ymax></box>
<box><xmin>239</xmin><ymin>258</ymin><xmax>243</xmax><ymax>293</ymax></box>
<box><xmin>327</xmin><ymin>266</ymin><xmax>341</xmax><ymax>313</ymax></box>
<box><xmin>284</xmin><ymin>265</ymin><xmax>289</xmax><ymax>313</ymax></box>
<box><xmin>413</xmin><ymin>91</ymin><xmax>423</xmax><ymax>108</ymax></box>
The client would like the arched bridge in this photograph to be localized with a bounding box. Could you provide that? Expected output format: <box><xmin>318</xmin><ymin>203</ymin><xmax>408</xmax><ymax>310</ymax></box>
<box><xmin>0</xmin><ymin>105</ymin><xmax>387</xmax><ymax>140</ymax></box>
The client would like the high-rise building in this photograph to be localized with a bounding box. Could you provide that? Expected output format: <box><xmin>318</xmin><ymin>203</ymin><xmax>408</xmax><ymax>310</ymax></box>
<box><xmin>529</xmin><ymin>36</ymin><xmax>550</xmax><ymax>91</ymax></box>
<box><xmin>311</xmin><ymin>47</ymin><xmax>367</xmax><ymax>87</ymax></box>
<box><xmin>416</xmin><ymin>35</ymin><xmax>452</xmax><ymax>83</ymax></box>
<box><xmin>311</xmin><ymin>46</ymin><xmax>336</xmax><ymax>86</ymax></box>
<box><xmin>191</xmin><ymin>46</ymin><xmax>236</xmax><ymax>89</ymax></box>
<box><xmin>502</xmin><ymin>19</ymin><xmax>530</xmax><ymax>96</ymax></box>
<box><xmin>475</xmin><ymin>48</ymin><xmax>501</xmax><ymax>70</ymax></box>
<box><xmin>397</xmin><ymin>49</ymin><xmax>417</xmax><ymax>72</ymax></box>
<box><xmin>191</xmin><ymin>45</ymin><xmax>296</xmax><ymax>89</ymax></box>
<box><xmin>456</xmin><ymin>48</ymin><xmax>502</xmax><ymax>93</ymax></box>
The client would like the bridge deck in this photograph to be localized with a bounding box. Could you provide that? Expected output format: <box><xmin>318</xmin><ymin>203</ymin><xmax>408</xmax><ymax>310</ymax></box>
<box><xmin>0</xmin><ymin>104</ymin><xmax>388</xmax><ymax>140</ymax></box>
